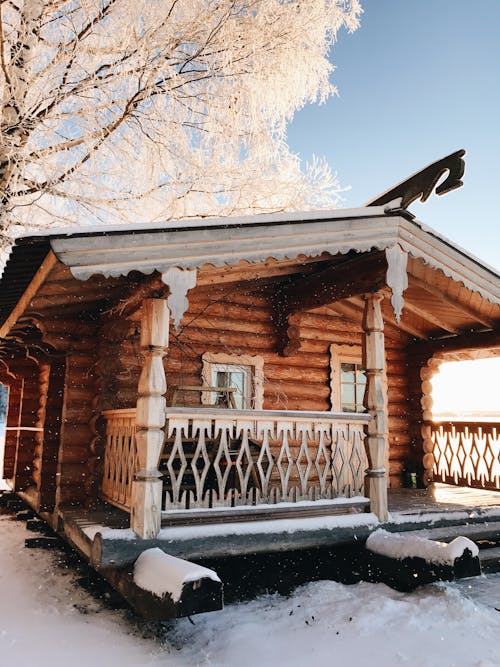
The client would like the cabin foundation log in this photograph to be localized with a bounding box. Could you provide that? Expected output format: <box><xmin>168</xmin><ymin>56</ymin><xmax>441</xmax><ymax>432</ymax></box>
<box><xmin>130</xmin><ymin>299</ymin><xmax>169</xmax><ymax>539</ymax></box>
<box><xmin>362</xmin><ymin>292</ymin><xmax>389</xmax><ymax>522</ymax></box>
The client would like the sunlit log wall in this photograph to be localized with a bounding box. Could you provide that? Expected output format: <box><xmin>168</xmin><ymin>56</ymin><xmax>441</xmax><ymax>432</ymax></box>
<box><xmin>96</xmin><ymin>282</ymin><xmax>412</xmax><ymax>488</ymax></box>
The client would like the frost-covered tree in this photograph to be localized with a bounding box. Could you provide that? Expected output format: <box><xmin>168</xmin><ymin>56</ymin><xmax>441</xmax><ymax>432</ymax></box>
<box><xmin>0</xmin><ymin>0</ymin><xmax>361</xmax><ymax>248</ymax></box>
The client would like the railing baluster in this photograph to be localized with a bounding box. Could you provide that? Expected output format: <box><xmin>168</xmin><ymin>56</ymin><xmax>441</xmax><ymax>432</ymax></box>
<box><xmin>101</xmin><ymin>408</ymin><xmax>371</xmax><ymax>513</ymax></box>
<box><xmin>429</xmin><ymin>420</ymin><xmax>500</xmax><ymax>491</ymax></box>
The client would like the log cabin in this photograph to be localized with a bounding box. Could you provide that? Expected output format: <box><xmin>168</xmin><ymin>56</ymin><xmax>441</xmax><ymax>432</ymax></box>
<box><xmin>0</xmin><ymin>151</ymin><xmax>499</xmax><ymax>616</ymax></box>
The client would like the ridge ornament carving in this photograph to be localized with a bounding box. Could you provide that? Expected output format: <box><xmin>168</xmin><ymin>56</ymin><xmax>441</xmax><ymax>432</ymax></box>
<box><xmin>366</xmin><ymin>149</ymin><xmax>466</xmax><ymax>210</ymax></box>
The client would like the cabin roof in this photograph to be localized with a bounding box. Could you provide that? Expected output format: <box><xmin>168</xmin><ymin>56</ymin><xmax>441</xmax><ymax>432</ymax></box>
<box><xmin>0</xmin><ymin>204</ymin><xmax>499</xmax><ymax>343</ymax></box>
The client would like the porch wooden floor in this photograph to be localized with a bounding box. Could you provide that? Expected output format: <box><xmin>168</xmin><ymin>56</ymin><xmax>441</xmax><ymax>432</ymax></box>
<box><xmin>389</xmin><ymin>484</ymin><xmax>500</xmax><ymax>515</ymax></box>
<box><xmin>56</xmin><ymin>484</ymin><xmax>500</xmax><ymax>566</ymax></box>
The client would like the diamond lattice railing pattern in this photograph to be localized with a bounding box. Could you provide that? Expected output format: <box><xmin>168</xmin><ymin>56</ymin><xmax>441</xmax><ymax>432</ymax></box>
<box><xmin>101</xmin><ymin>407</ymin><xmax>370</xmax><ymax>512</ymax></box>
<box><xmin>431</xmin><ymin>421</ymin><xmax>500</xmax><ymax>490</ymax></box>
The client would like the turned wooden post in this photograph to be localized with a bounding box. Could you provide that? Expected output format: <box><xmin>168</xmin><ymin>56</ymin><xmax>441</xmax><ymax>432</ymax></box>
<box><xmin>131</xmin><ymin>299</ymin><xmax>169</xmax><ymax>538</ymax></box>
<box><xmin>362</xmin><ymin>292</ymin><xmax>389</xmax><ymax>522</ymax></box>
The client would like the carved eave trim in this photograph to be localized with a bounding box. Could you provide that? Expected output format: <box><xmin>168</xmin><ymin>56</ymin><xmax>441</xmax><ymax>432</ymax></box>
<box><xmin>397</xmin><ymin>219</ymin><xmax>500</xmax><ymax>306</ymax></box>
<box><xmin>161</xmin><ymin>267</ymin><xmax>197</xmax><ymax>330</ymax></box>
<box><xmin>385</xmin><ymin>245</ymin><xmax>408</xmax><ymax>323</ymax></box>
<box><xmin>47</xmin><ymin>213</ymin><xmax>498</xmax><ymax>306</ymax></box>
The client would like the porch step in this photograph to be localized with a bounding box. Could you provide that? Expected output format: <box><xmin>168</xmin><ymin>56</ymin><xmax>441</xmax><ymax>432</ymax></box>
<box><xmin>161</xmin><ymin>499</ymin><xmax>370</xmax><ymax>527</ymax></box>
<box><xmin>478</xmin><ymin>546</ymin><xmax>500</xmax><ymax>573</ymax></box>
<box><xmin>388</xmin><ymin>521</ymin><xmax>500</xmax><ymax>544</ymax></box>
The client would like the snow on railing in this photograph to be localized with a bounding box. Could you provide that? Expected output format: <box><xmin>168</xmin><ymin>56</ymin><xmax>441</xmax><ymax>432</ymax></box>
<box><xmin>101</xmin><ymin>407</ymin><xmax>370</xmax><ymax>513</ymax></box>
<box><xmin>427</xmin><ymin>421</ymin><xmax>500</xmax><ymax>490</ymax></box>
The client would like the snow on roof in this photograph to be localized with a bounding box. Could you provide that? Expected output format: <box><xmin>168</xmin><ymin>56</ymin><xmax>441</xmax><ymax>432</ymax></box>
<box><xmin>13</xmin><ymin>204</ymin><xmax>391</xmax><ymax>241</ymax></box>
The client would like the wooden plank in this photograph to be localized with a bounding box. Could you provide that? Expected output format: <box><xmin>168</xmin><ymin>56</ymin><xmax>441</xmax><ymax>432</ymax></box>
<box><xmin>101</xmin><ymin>565</ymin><xmax>223</xmax><ymax>620</ymax></box>
<box><xmin>161</xmin><ymin>500</ymin><xmax>369</xmax><ymax>527</ymax></box>
<box><xmin>0</xmin><ymin>251</ymin><xmax>58</xmax><ymax>339</ymax></box>
<box><xmin>91</xmin><ymin>517</ymin><xmax>378</xmax><ymax>567</ymax></box>
<box><xmin>408</xmin><ymin>272</ymin><xmax>497</xmax><ymax>328</ymax></box>
<box><xmin>275</xmin><ymin>251</ymin><xmax>387</xmax><ymax>317</ymax></box>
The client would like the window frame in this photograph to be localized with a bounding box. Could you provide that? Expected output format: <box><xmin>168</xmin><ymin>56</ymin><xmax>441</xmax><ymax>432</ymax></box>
<box><xmin>201</xmin><ymin>352</ymin><xmax>264</xmax><ymax>410</ymax></box>
<box><xmin>329</xmin><ymin>344</ymin><xmax>366</xmax><ymax>413</ymax></box>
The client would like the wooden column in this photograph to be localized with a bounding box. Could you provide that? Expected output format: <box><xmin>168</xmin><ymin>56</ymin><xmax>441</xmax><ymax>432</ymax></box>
<box><xmin>130</xmin><ymin>299</ymin><xmax>169</xmax><ymax>538</ymax></box>
<box><xmin>362</xmin><ymin>292</ymin><xmax>389</xmax><ymax>522</ymax></box>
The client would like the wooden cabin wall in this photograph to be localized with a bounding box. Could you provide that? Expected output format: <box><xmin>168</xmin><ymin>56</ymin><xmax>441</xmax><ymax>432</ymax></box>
<box><xmin>0</xmin><ymin>354</ymin><xmax>41</xmax><ymax>496</ymax></box>
<box><xmin>53</xmin><ymin>330</ymin><xmax>100</xmax><ymax>508</ymax></box>
<box><xmin>403</xmin><ymin>345</ymin><xmax>430</xmax><ymax>485</ymax></box>
<box><xmin>0</xmin><ymin>372</ymin><xmax>21</xmax><ymax>481</ymax></box>
<box><xmin>99</xmin><ymin>282</ymin><xmax>413</xmax><ymax>489</ymax></box>
<box><xmin>36</xmin><ymin>357</ymin><xmax>66</xmax><ymax>512</ymax></box>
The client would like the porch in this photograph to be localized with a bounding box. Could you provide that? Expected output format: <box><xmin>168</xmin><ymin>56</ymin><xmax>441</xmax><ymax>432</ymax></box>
<box><xmin>100</xmin><ymin>406</ymin><xmax>372</xmax><ymax>520</ymax></box>
<box><xmin>57</xmin><ymin>483</ymin><xmax>500</xmax><ymax>570</ymax></box>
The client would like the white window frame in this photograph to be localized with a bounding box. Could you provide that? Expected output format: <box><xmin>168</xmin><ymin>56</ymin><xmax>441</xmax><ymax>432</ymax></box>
<box><xmin>329</xmin><ymin>344</ymin><xmax>366</xmax><ymax>413</ymax></box>
<box><xmin>201</xmin><ymin>352</ymin><xmax>264</xmax><ymax>410</ymax></box>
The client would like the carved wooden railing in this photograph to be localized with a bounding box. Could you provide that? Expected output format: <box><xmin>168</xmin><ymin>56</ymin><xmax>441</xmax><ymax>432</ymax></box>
<box><xmin>101</xmin><ymin>407</ymin><xmax>370</xmax><ymax>513</ymax></box>
<box><xmin>429</xmin><ymin>421</ymin><xmax>500</xmax><ymax>490</ymax></box>
<box><xmin>101</xmin><ymin>409</ymin><xmax>138</xmax><ymax>511</ymax></box>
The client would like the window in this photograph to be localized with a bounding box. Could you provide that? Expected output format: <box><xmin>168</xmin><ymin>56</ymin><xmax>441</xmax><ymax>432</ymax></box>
<box><xmin>339</xmin><ymin>362</ymin><xmax>366</xmax><ymax>413</ymax></box>
<box><xmin>330</xmin><ymin>345</ymin><xmax>366</xmax><ymax>413</ymax></box>
<box><xmin>201</xmin><ymin>353</ymin><xmax>264</xmax><ymax>410</ymax></box>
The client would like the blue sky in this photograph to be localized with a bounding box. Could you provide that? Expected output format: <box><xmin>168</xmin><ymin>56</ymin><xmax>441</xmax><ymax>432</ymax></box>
<box><xmin>288</xmin><ymin>0</ymin><xmax>500</xmax><ymax>270</ymax></box>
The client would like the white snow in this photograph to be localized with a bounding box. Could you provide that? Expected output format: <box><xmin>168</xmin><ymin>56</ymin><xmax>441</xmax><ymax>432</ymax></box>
<box><xmin>2</xmin><ymin>510</ymin><xmax>500</xmax><ymax>667</ymax></box>
<box><xmin>366</xmin><ymin>529</ymin><xmax>479</xmax><ymax>565</ymax></box>
<box><xmin>133</xmin><ymin>548</ymin><xmax>220</xmax><ymax>602</ymax></box>
<box><xmin>100</xmin><ymin>511</ymin><xmax>379</xmax><ymax>543</ymax></box>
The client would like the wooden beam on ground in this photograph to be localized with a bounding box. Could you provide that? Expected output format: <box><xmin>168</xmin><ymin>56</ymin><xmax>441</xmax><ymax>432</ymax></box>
<box><xmin>100</xmin><ymin>555</ymin><xmax>223</xmax><ymax>620</ymax></box>
<box><xmin>91</xmin><ymin>516</ymin><xmax>379</xmax><ymax>568</ymax></box>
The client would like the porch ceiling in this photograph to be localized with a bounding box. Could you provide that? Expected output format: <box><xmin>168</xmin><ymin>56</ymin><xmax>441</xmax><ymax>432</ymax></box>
<box><xmin>320</xmin><ymin>254</ymin><xmax>500</xmax><ymax>342</ymax></box>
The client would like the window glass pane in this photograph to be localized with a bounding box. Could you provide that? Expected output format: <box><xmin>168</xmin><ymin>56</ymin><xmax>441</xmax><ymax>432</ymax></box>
<box><xmin>230</xmin><ymin>371</ymin><xmax>245</xmax><ymax>409</ymax></box>
<box><xmin>216</xmin><ymin>371</ymin><xmax>229</xmax><ymax>388</ymax></box>
<box><xmin>341</xmin><ymin>363</ymin><xmax>355</xmax><ymax>382</ymax></box>
<box><xmin>342</xmin><ymin>383</ymin><xmax>355</xmax><ymax>406</ymax></box>
<box><xmin>340</xmin><ymin>362</ymin><xmax>366</xmax><ymax>413</ymax></box>
<box><xmin>356</xmin><ymin>369</ymin><xmax>366</xmax><ymax>385</ymax></box>
<box><xmin>229</xmin><ymin>372</ymin><xmax>244</xmax><ymax>394</ymax></box>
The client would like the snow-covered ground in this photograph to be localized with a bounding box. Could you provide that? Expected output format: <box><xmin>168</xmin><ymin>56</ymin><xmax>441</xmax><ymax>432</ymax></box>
<box><xmin>1</xmin><ymin>510</ymin><xmax>500</xmax><ymax>667</ymax></box>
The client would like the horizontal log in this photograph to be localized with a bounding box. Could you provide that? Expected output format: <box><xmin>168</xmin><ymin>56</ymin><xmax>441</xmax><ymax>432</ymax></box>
<box><xmin>293</xmin><ymin>323</ymin><xmax>364</xmax><ymax>342</ymax></box>
<box><xmin>56</xmin><ymin>488</ymin><xmax>87</xmax><ymax>506</ymax></box>
<box><xmin>60</xmin><ymin>426</ymin><xmax>93</xmax><ymax>448</ymax></box>
<box><xmin>264</xmin><ymin>365</ymin><xmax>328</xmax><ymax>383</ymax></box>
<box><xmin>191</xmin><ymin>284</ymin><xmax>271</xmax><ymax>301</ymax></box>
<box><xmin>263</xmin><ymin>380</ymin><xmax>330</xmax><ymax>401</ymax></box>
<box><xmin>183</xmin><ymin>300</ymin><xmax>271</xmax><ymax>322</ymax></box>
<box><xmin>91</xmin><ymin>508</ymin><xmax>376</xmax><ymax>567</ymax></box>
<box><xmin>260</xmin><ymin>352</ymin><xmax>328</xmax><ymax>369</ymax></box>
<box><xmin>63</xmin><ymin>406</ymin><xmax>95</xmax><ymax>423</ymax></box>
<box><xmin>265</xmin><ymin>397</ymin><xmax>329</xmax><ymax>412</ymax></box>
<box><xmin>40</xmin><ymin>320</ymin><xmax>97</xmax><ymax>336</ymax></box>
<box><xmin>181</xmin><ymin>314</ymin><xmax>275</xmax><ymax>335</ymax></box>
<box><xmin>171</xmin><ymin>327</ymin><xmax>275</xmax><ymax>351</ymax></box>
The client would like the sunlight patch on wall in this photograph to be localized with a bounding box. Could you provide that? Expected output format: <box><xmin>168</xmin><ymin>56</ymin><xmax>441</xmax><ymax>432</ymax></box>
<box><xmin>431</xmin><ymin>357</ymin><xmax>500</xmax><ymax>421</ymax></box>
